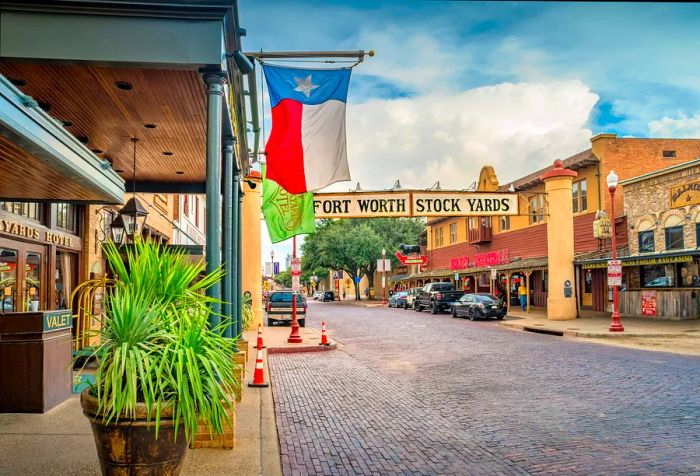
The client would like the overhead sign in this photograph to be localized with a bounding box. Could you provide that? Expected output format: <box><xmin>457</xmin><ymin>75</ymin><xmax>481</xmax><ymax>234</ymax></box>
<box><xmin>313</xmin><ymin>190</ymin><xmax>519</xmax><ymax>218</ymax></box>
<box><xmin>395</xmin><ymin>251</ymin><xmax>428</xmax><ymax>266</ymax></box>
<box><xmin>607</xmin><ymin>259</ymin><xmax>622</xmax><ymax>287</ymax></box>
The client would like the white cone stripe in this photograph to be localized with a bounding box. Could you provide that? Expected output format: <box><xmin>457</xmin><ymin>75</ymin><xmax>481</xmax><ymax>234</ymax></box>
<box><xmin>256</xmin><ymin>349</ymin><xmax>264</xmax><ymax>360</ymax></box>
<box><xmin>255</xmin><ymin>361</ymin><xmax>264</xmax><ymax>369</ymax></box>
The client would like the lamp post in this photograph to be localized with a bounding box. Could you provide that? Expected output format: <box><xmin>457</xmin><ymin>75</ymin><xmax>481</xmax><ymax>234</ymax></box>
<box><xmin>607</xmin><ymin>170</ymin><xmax>624</xmax><ymax>332</ymax></box>
<box><xmin>382</xmin><ymin>248</ymin><xmax>387</xmax><ymax>306</ymax></box>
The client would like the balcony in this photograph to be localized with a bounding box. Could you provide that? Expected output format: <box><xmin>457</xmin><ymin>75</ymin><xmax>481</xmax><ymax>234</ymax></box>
<box><xmin>468</xmin><ymin>225</ymin><xmax>492</xmax><ymax>244</ymax></box>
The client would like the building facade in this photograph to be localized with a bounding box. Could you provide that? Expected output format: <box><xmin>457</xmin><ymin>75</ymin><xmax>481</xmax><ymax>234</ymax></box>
<box><xmin>403</xmin><ymin>134</ymin><xmax>700</xmax><ymax>319</ymax></box>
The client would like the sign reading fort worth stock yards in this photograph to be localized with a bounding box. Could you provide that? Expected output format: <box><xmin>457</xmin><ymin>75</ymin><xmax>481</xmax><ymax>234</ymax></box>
<box><xmin>313</xmin><ymin>191</ymin><xmax>519</xmax><ymax>219</ymax></box>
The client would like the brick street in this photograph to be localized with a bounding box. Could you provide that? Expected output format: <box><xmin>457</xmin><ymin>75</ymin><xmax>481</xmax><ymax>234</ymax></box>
<box><xmin>269</xmin><ymin>302</ymin><xmax>700</xmax><ymax>475</ymax></box>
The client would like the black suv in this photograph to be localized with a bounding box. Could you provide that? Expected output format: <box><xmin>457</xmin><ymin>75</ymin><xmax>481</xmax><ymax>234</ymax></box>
<box><xmin>322</xmin><ymin>291</ymin><xmax>334</xmax><ymax>302</ymax></box>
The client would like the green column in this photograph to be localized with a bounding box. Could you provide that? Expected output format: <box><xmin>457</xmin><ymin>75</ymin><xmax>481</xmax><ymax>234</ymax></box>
<box><xmin>221</xmin><ymin>138</ymin><xmax>235</xmax><ymax>338</ymax></box>
<box><xmin>203</xmin><ymin>73</ymin><xmax>225</xmax><ymax>328</ymax></box>
<box><xmin>236</xmin><ymin>188</ymin><xmax>244</xmax><ymax>336</ymax></box>
<box><xmin>232</xmin><ymin>170</ymin><xmax>240</xmax><ymax>337</ymax></box>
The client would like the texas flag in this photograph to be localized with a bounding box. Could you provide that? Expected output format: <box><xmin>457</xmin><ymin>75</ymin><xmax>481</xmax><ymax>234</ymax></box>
<box><xmin>263</xmin><ymin>64</ymin><xmax>352</xmax><ymax>194</ymax></box>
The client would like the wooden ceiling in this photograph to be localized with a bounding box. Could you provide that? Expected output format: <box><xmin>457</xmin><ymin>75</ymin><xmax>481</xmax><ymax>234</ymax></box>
<box><xmin>0</xmin><ymin>62</ymin><xmax>208</xmax><ymax>185</ymax></box>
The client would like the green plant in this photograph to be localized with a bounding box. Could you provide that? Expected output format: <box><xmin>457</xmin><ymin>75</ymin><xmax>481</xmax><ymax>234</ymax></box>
<box><xmin>74</xmin><ymin>239</ymin><xmax>239</xmax><ymax>441</ymax></box>
<box><xmin>241</xmin><ymin>293</ymin><xmax>254</xmax><ymax>331</ymax></box>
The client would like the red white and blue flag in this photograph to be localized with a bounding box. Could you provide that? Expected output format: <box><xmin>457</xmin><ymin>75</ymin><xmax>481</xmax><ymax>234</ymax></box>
<box><xmin>263</xmin><ymin>65</ymin><xmax>352</xmax><ymax>194</ymax></box>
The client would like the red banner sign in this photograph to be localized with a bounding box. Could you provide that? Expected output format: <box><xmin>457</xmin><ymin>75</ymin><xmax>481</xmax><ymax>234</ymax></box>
<box><xmin>641</xmin><ymin>291</ymin><xmax>657</xmax><ymax>317</ymax></box>
<box><xmin>450</xmin><ymin>249</ymin><xmax>510</xmax><ymax>270</ymax></box>
<box><xmin>395</xmin><ymin>251</ymin><xmax>428</xmax><ymax>266</ymax></box>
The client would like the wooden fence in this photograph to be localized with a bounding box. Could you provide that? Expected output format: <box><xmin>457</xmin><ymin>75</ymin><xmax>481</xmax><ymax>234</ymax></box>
<box><xmin>619</xmin><ymin>290</ymin><xmax>699</xmax><ymax>320</ymax></box>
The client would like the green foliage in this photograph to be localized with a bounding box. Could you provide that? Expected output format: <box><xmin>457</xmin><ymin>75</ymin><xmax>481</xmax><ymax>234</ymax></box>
<box><xmin>274</xmin><ymin>269</ymin><xmax>292</xmax><ymax>288</ymax></box>
<box><xmin>301</xmin><ymin>218</ymin><xmax>425</xmax><ymax>298</ymax></box>
<box><xmin>241</xmin><ymin>293</ymin><xmax>254</xmax><ymax>331</ymax></box>
<box><xmin>74</xmin><ymin>239</ymin><xmax>238</xmax><ymax>442</ymax></box>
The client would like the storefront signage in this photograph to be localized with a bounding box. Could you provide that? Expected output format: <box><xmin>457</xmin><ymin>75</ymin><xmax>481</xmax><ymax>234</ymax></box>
<box><xmin>607</xmin><ymin>259</ymin><xmax>622</xmax><ymax>287</ymax></box>
<box><xmin>313</xmin><ymin>191</ymin><xmax>519</xmax><ymax>218</ymax></box>
<box><xmin>582</xmin><ymin>255</ymin><xmax>693</xmax><ymax>269</ymax></box>
<box><xmin>42</xmin><ymin>310</ymin><xmax>72</xmax><ymax>332</ymax></box>
<box><xmin>450</xmin><ymin>249</ymin><xmax>510</xmax><ymax>270</ymax></box>
<box><xmin>0</xmin><ymin>218</ymin><xmax>76</xmax><ymax>249</ymax></box>
<box><xmin>641</xmin><ymin>291</ymin><xmax>657</xmax><ymax>317</ymax></box>
<box><xmin>670</xmin><ymin>180</ymin><xmax>700</xmax><ymax>208</ymax></box>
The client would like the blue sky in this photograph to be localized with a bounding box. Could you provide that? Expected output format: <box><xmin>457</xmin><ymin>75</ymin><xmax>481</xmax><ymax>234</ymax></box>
<box><xmin>239</xmin><ymin>0</ymin><xmax>700</xmax><ymax>265</ymax></box>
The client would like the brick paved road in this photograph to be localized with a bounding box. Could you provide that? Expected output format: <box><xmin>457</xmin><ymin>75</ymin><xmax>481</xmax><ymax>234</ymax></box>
<box><xmin>269</xmin><ymin>302</ymin><xmax>700</xmax><ymax>475</ymax></box>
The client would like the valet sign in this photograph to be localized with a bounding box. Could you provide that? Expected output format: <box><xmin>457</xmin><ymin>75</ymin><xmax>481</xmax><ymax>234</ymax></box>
<box><xmin>607</xmin><ymin>259</ymin><xmax>622</xmax><ymax>287</ymax></box>
<box><xmin>313</xmin><ymin>191</ymin><xmax>519</xmax><ymax>219</ymax></box>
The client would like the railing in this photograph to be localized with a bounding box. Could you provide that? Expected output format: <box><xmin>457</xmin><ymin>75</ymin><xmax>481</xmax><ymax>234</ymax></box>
<box><xmin>468</xmin><ymin>225</ymin><xmax>493</xmax><ymax>244</ymax></box>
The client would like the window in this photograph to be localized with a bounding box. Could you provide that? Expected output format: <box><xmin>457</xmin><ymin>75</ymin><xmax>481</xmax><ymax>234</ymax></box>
<box><xmin>450</xmin><ymin>223</ymin><xmax>457</xmax><ymax>244</ymax></box>
<box><xmin>468</xmin><ymin>217</ymin><xmax>478</xmax><ymax>230</ymax></box>
<box><xmin>56</xmin><ymin>203</ymin><xmax>77</xmax><ymax>232</ymax></box>
<box><xmin>584</xmin><ymin>269</ymin><xmax>592</xmax><ymax>294</ymax></box>
<box><xmin>500</xmin><ymin>215</ymin><xmax>510</xmax><ymax>231</ymax></box>
<box><xmin>195</xmin><ymin>197</ymin><xmax>200</xmax><ymax>228</ymax></box>
<box><xmin>665</xmin><ymin>226</ymin><xmax>684</xmax><ymax>250</ymax></box>
<box><xmin>0</xmin><ymin>201</ymin><xmax>42</xmax><ymax>221</ymax></box>
<box><xmin>638</xmin><ymin>231</ymin><xmax>655</xmax><ymax>253</ymax></box>
<box><xmin>641</xmin><ymin>265</ymin><xmax>674</xmax><ymax>288</ymax></box>
<box><xmin>183</xmin><ymin>195</ymin><xmax>189</xmax><ymax>217</ymax></box>
<box><xmin>529</xmin><ymin>195</ymin><xmax>545</xmax><ymax>224</ymax></box>
<box><xmin>433</xmin><ymin>227</ymin><xmax>444</xmax><ymax>247</ymax></box>
<box><xmin>572</xmin><ymin>180</ymin><xmax>587</xmax><ymax>213</ymax></box>
<box><xmin>679</xmin><ymin>261</ymin><xmax>699</xmax><ymax>287</ymax></box>
<box><xmin>697</xmin><ymin>222</ymin><xmax>700</xmax><ymax>247</ymax></box>
<box><xmin>662</xmin><ymin>150</ymin><xmax>676</xmax><ymax>158</ymax></box>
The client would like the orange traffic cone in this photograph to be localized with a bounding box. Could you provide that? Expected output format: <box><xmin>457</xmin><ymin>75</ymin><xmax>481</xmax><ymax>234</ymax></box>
<box><xmin>247</xmin><ymin>348</ymin><xmax>269</xmax><ymax>388</ymax></box>
<box><xmin>254</xmin><ymin>324</ymin><xmax>266</xmax><ymax>349</ymax></box>
<box><xmin>319</xmin><ymin>321</ymin><xmax>330</xmax><ymax>346</ymax></box>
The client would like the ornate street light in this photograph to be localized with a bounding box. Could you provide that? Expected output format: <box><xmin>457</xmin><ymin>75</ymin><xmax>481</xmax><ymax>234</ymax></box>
<box><xmin>607</xmin><ymin>170</ymin><xmax>624</xmax><ymax>332</ymax></box>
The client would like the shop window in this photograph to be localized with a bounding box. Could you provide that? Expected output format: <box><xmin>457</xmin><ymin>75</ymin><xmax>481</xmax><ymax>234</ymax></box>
<box><xmin>0</xmin><ymin>201</ymin><xmax>42</xmax><ymax>222</ymax></box>
<box><xmin>572</xmin><ymin>180</ymin><xmax>587</xmax><ymax>213</ymax></box>
<box><xmin>529</xmin><ymin>195</ymin><xmax>545</xmax><ymax>224</ymax></box>
<box><xmin>56</xmin><ymin>252</ymin><xmax>78</xmax><ymax>310</ymax></box>
<box><xmin>500</xmin><ymin>215</ymin><xmax>510</xmax><ymax>231</ymax></box>
<box><xmin>679</xmin><ymin>261</ymin><xmax>699</xmax><ymax>287</ymax></box>
<box><xmin>450</xmin><ymin>223</ymin><xmax>457</xmax><ymax>244</ymax></box>
<box><xmin>584</xmin><ymin>269</ymin><xmax>592</xmax><ymax>294</ymax></box>
<box><xmin>664</xmin><ymin>226</ymin><xmax>684</xmax><ymax>251</ymax></box>
<box><xmin>56</xmin><ymin>203</ymin><xmax>78</xmax><ymax>233</ymax></box>
<box><xmin>638</xmin><ymin>230</ymin><xmax>655</xmax><ymax>253</ymax></box>
<box><xmin>641</xmin><ymin>265</ymin><xmax>674</xmax><ymax>288</ymax></box>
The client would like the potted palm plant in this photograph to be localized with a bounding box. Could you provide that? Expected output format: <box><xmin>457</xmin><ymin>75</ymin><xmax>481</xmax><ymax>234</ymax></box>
<box><xmin>74</xmin><ymin>239</ymin><xmax>238</xmax><ymax>475</ymax></box>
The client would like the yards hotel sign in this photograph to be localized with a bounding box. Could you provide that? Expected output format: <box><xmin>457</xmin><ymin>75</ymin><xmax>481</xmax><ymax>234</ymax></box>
<box><xmin>313</xmin><ymin>191</ymin><xmax>519</xmax><ymax>219</ymax></box>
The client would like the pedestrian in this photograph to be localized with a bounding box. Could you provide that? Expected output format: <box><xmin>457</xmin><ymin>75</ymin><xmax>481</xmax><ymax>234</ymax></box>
<box><xmin>518</xmin><ymin>281</ymin><xmax>527</xmax><ymax>311</ymax></box>
<box><xmin>364</xmin><ymin>287</ymin><xmax>369</xmax><ymax>299</ymax></box>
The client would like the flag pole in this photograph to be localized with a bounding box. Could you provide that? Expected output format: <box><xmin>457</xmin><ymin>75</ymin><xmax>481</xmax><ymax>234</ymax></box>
<box><xmin>245</xmin><ymin>50</ymin><xmax>374</xmax><ymax>62</ymax></box>
<box><xmin>288</xmin><ymin>235</ymin><xmax>303</xmax><ymax>343</ymax></box>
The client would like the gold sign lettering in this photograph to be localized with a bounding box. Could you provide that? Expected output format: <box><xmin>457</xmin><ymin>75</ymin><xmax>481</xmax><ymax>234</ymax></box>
<box><xmin>0</xmin><ymin>219</ymin><xmax>40</xmax><ymax>239</ymax></box>
<box><xmin>45</xmin><ymin>231</ymin><xmax>73</xmax><ymax>247</ymax></box>
<box><xmin>670</xmin><ymin>180</ymin><xmax>700</xmax><ymax>208</ymax></box>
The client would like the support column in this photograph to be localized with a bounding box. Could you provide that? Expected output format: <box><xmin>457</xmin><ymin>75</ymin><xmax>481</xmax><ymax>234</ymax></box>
<box><xmin>505</xmin><ymin>273</ymin><xmax>511</xmax><ymax>311</ymax></box>
<box><xmin>236</xmin><ymin>188</ymin><xmax>244</xmax><ymax>335</ymax></box>
<box><xmin>526</xmin><ymin>271</ymin><xmax>532</xmax><ymax>314</ymax></box>
<box><xmin>541</xmin><ymin>159</ymin><xmax>578</xmax><ymax>320</ymax></box>
<box><xmin>242</xmin><ymin>172</ymin><xmax>263</xmax><ymax>328</ymax></box>
<box><xmin>222</xmin><ymin>138</ymin><xmax>235</xmax><ymax>338</ymax></box>
<box><xmin>204</xmin><ymin>72</ymin><xmax>226</xmax><ymax>328</ymax></box>
<box><xmin>232</xmin><ymin>170</ymin><xmax>240</xmax><ymax>337</ymax></box>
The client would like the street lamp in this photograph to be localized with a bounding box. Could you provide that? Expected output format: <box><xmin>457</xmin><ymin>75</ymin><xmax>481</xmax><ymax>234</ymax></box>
<box><xmin>382</xmin><ymin>248</ymin><xmax>387</xmax><ymax>306</ymax></box>
<box><xmin>607</xmin><ymin>170</ymin><xmax>624</xmax><ymax>332</ymax></box>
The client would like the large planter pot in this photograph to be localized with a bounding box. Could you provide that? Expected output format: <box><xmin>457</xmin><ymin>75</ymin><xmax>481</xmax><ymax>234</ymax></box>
<box><xmin>80</xmin><ymin>389</ymin><xmax>188</xmax><ymax>475</ymax></box>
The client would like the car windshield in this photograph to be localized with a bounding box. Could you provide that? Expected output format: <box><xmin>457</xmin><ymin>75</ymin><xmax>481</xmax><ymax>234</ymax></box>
<box><xmin>432</xmin><ymin>283</ymin><xmax>454</xmax><ymax>291</ymax></box>
<box><xmin>475</xmin><ymin>295</ymin><xmax>496</xmax><ymax>303</ymax></box>
<box><xmin>396</xmin><ymin>292</ymin><xmax>408</xmax><ymax>297</ymax></box>
<box><xmin>271</xmin><ymin>292</ymin><xmax>303</xmax><ymax>302</ymax></box>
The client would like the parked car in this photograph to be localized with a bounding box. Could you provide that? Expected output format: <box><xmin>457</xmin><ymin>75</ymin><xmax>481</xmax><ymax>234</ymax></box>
<box><xmin>404</xmin><ymin>287</ymin><xmax>421</xmax><ymax>310</ymax></box>
<box><xmin>312</xmin><ymin>291</ymin><xmax>324</xmax><ymax>300</ymax></box>
<box><xmin>451</xmin><ymin>293</ymin><xmax>506</xmax><ymax>320</ymax></box>
<box><xmin>388</xmin><ymin>291</ymin><xmax>408</xmax><ymax>308</ymax></box>
<box><xmin>322</xmin><ymin>291</ymin><xmax>335</xmax><ymax>302</ymax></box>
<box><xmin>415</xmin><ymin>282</ymin><xmax>466</xmax><ymax>314</ymax></box>
<box><xmin>266</xmin><ymin>290</ymin><xmax>307</xmax><ymax>327</ymax></box>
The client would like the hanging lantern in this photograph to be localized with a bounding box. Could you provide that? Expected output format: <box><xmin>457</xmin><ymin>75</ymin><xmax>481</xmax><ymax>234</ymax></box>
<box><xmin>118</xmin><ymin>197</ymin><xmax>148</xmax><ymax>242</ymax></box>
<box><xmin>109</xmin><ymin>213</ymin><xmax>126</xmax><ymax>244</ymax></box>
<box><xmin>593</xmin><ymin>210</ymin><xmax>612</xmax><ymax>240</ymax></box>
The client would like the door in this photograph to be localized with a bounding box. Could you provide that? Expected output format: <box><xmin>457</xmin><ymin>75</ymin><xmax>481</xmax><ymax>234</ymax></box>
<box><xmin>0</xmin><ymin>237</ymin><xmax>45</xmax><ymax>313</ymax></box>
<box><xmin>591</xmin><ymin>268</ymin><xmax>607</xmax><ymax>312</ymax></box>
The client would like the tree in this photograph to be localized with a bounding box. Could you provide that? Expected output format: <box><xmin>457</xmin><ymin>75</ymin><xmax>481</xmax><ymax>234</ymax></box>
<box><xmin>300</xmin><ymin>218</ymin><xmax>424</xmax><ymax>300</ymax></box>
<box><xmin>273</xmin><ymin>270</ymin><xmax>292</xmax><ymax>288</ymax></box>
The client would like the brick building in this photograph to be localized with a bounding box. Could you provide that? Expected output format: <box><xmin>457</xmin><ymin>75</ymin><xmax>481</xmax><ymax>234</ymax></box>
<box><xmin>402</xmin><ymin>134</ymin><xmax>700</xmax><ymax>318</ymax></box>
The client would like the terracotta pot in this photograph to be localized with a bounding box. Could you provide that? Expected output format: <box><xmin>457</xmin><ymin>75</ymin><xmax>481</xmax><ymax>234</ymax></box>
<box><xmin>80</xmin><ymin>389</ymin><xmax>188</xmax><ymax>476</ymax></box>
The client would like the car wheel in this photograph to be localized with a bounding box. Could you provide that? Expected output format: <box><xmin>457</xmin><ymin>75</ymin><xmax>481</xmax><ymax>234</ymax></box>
<box><xmin>431</xmin><ymin>301</ymin><xmax>438</xmax><ymax>314</ymax></box>
<box><xmin>267</xmin><ymin>318</ymin><xmax>275</xmax><ymax>326</ymax></box>
<box><xmin>468</xmin><ymin>308</ymin><xmax>476</xmax><ymax>321</ymax></box>
<box><xmin>414</xmin><ymin>302</ymin><xmax>422</xmax><ymax>312</ymax></box>
<box><xmin>452</xmin><ymin>307</ymin><xmax>458</xmax><ymax>318</ymax></box>
<box><xmin>404</xmin><ymin>302</ymin><xmax>408</xmax><ymax>310</ymax></box>
<box><xmin>299</xmin><ymin>319</ymin><xmax>306</xmax><ymax>328</ymax></box>
<box><xmin>496</xmin><ymin>314</ymin><xmax>504</xmax><ymax>320</ymax></box>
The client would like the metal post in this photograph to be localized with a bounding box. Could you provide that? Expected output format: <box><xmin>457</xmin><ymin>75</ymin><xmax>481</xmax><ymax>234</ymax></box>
<box><xmin>609</xmin><ymin>185</ymin><xmax>624</xmax><ymax>332</ymax></box>
<box><xmin>204</xmin><ymin>73</ymin><xmax>225</xmax><ymax>328</ymax></box>
<box><xmin>236</xmin><ymin>185</ymin><xmax>243</xmax><ymax>337</ymax></box>
<box><xmin>288</xmin><ymin>236</ymin><xmax>303</xmax><ymax>343</ymax></box>
<box><xmin>382</xmin><ymin>248</ymin><xmax>387</xmax><ymax>305</ymax></box>
<box><xmin>222</xmin><ymin>138</ymin><xmax>234</xmax><ymax>338</ymax></box>
<box><xmin>231</xmin><ymin>169</ymin><xmax>240</xmax><ymax>338</ymax></box>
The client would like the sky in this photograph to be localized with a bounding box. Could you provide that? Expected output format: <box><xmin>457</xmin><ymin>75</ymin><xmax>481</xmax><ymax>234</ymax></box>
<box><xmin>239</xmin><ymin>0</ymin><xmax>700</xmax><ymax>268</ymax></box>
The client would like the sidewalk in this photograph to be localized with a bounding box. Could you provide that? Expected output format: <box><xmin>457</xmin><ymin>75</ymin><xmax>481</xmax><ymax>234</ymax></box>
<box><xmin>259</xmin><ymin>325</ymin><xmax>337</xmax><ymax>353</ymax></box>
<box><xmin>501</xmin><ymin>309</ymin><xmax>700</xmax><ymax>356</ymax></box>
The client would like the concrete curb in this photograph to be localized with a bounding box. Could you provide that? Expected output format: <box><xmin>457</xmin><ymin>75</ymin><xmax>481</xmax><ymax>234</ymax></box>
<box><xmin>267</xmin><ymin>342</ymin><xmax>338</xmax><ymax>354</ymax></box>
<box><xmin>499</xmin><ymin>321</ymin><xmax>700</xmax><ymax>339</ymax></box>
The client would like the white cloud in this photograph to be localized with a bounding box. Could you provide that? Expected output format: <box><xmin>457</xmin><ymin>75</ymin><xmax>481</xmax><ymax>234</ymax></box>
<box><xmin>335</xmin><ymin>79</ymin><xmax>598</xmax><ymax>191</ymax></box>
<box><xmin>648</xmin><ymin>113</ymin><xmax>700</xmax><ymax>138</ymax></box>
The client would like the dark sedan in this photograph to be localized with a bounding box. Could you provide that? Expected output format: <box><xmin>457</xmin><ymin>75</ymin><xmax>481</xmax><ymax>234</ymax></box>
<box><xmin>451</xmin><ymin>293</ymin><xmax>506</xmax><ymax>320</ymax></box>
